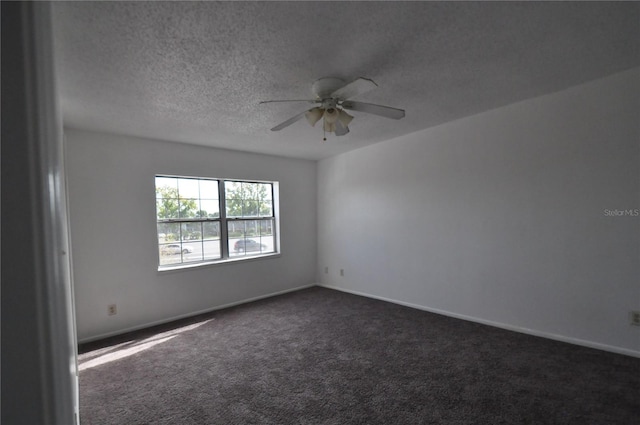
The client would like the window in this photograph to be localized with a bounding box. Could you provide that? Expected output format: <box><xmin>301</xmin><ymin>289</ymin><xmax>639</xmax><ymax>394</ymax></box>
<box><xmin>155</xmin><ymin>175</ymin><xmax>277</xmax><ymax>269</ymax></box>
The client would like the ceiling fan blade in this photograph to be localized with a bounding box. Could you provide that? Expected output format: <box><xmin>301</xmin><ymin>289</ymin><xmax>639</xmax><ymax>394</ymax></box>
<box><xmin>270</xmin><ymin>109</ymin><xmax>311</xmax><ymax>131</ymax></box>
<box><xmin>330</xmin><ymin>77</ymin><xmax>378</xmax><ymax>100</ymax></box>
<box><xmin>341</xmin><ymin>100</ymin><xmax>405</xmax><ymax>120</ymax></box>
<box><xmin>259</xmin><ymin>99</ymin><xmax>317</xmax><ymax>105</ymax></box>
<box><xmin>334</xmin><ymin>120</ymin><xmax>350</xmax><ymax>136</ymax></box>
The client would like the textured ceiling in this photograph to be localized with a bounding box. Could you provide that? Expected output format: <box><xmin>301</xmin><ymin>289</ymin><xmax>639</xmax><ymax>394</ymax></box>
<box><xmin>52</xmin><ymin>1</ymin><xmax>639</xmax><ymax>160</ymax></box>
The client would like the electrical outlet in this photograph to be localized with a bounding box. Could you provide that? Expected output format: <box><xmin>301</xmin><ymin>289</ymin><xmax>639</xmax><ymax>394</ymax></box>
<box><xmin>324</xmin><ymin>266</ymin><xmax>328</xmax><ymax>274</ymax></box>
<box><xmin>340</xmin><ymin>269</ymin><xmax>344</xmax><ymax>277</ymax></box>
<box><xmin>630</xmin><ymin>311</ymin><xmax>640</xmax><ymax>326</ymax></box>
<box><xmin>108</xmin><ymin>304</ymin><xmax>117</xmax><ymax>316</ymax></box>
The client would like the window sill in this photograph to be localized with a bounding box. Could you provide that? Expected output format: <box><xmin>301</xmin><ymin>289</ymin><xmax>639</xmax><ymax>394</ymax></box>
<box><xmin>157</xmin><ymin>252</ymin><xmax>281</xmax><ymax>274</ymax></box>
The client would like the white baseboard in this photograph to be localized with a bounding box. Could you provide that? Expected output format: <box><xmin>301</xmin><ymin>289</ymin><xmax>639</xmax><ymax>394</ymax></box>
<box><xmin>317</xmin><ymin>283</ymin><xmax>640</xmax><ymax>359</ymax></box>
<box><xmin>79</xmin><ymin>283</ymin><xmax>316</xmax><ymax>344</ymax></box>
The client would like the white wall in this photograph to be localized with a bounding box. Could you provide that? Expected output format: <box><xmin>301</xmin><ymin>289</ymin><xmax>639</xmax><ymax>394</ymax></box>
<box><xmin>66</xmin><ymin>129</ymin><xmax>317</xmax><ymax>341</ymax></box>
<box><xmin>318</xmin><ymin>68</ymin><xmax>640</xmax><ymax>356</ymax></box>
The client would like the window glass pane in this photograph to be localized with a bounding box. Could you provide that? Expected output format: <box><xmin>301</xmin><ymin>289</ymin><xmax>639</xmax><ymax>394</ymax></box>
<box><xmin>156</xmin><ymin>199</ymin><xmax>176</xmax><ymax>220</ymax></box>
<box><xmin>181</xmin><ymin>241</ymin><xmax>202</xmax><ymax>262</ymax></box>
<box><xmin>225</xmin><ymin>181</ymin><xmax>241</xmax><ymax>199</ymax></box>
<box><xmin>158</xmin><ymin>222</ymin><xmax>180</xmax><ymax>242</ymax></box>
<box><xmin>178</xmin><ymin>178</ymin><xmax>200</xmax><ymax>199</ymax></box>
<box><xmin>259</xmin><ymin>183</ymin><xmax>273</xmax><ymax>217</ymax></box>
<box><xmin>259</xmin><ymin>233</ymin><xmax>275</xmax><ymax>254</ymax></box>
<box><xmin>203</xmin><ymin>239</ymin><xmax>221</xmax><ymax>260</ymax></box>
<box><xmin>157</xmin><ymin>224</ymin><xmax>168</xmax><ymax>243</ymax></box>
<box><xmin>260</xmin><ymin>219</ymin><xmax>274</xmax><ymax>236</ymax></box>
<box><xmin>181</xmin><ymin>222</ymin><xmax>202</xmax><ymax>241</ymax></box>
<box><xmin>243</xmin><ymin>199</ymin><xmax>259</xmax><ymax>217</ymax></box>
<box><xmin>159</xmin><ymin>242</ymin><xmax>183</xmax><ymax>265</ymax></box>
<box><xmin>224</xmin><ymin>181</ymin><xmax>273</xmax><ymax>218</ymax></box>
<box><xmin>178</xmin><ymin>198</ymin><xmax>198</xmax><ymax>219</ymax></box>
<box><xmin>225</xmin><ymin>181</ymin><xmax>243</xmax><ymax>217</ymax></box>
<box><xmin>228</xmin><ymin>220</ymin><xmax>245</xmax><ymax>257</ymax></box>
<box><xmin>199</xmin><ymin>179</ymin><xmax>219</xmax><ymax>200</ymax></box>
<box><xmin>246</xmin><ymin>183</ymin><xmax>261</xmax><ymax>217</ymax></box>
<box><xmin>202</xmin><ymin>222</ymin><xmax>220</xmax><ymax>240</ymax></box>
<box><xmin>199</xmin><ymin>199</ymin><xmax>219</xmax><ymax>218</ymax></box>
<box><xmin>260</xmin><ymin>202</ymin><xmax>273</xmax><ymax>217</ymax></box>
<box><xmin>244</xmin><ymin>219</ymin><xmax>259</xmax><ymax>237</ymax></box>
<box><xmin>243</xmin><ymin>182</ymin><xmax>258</xmax><ymax>199</ymax></box>
<box><xmin>228</xmin><ymin>220</ymin><xmax>274</xmax><ymax>257</ymax></box>
<box><xmin>227</xmin><ymin>203</ymin><xmax>242</xmax><ymax>218</ymax></box>
<box><xmin>227</xmin><ymin>220</ymin><xmax>244</xmax><ymax>239</ymax></box>
<box><xmin>229</xmin><ymin>234</ymin><xmax>274</xmax><ymax>256</ymax></box>
<box><xmin>259</xmin><ymin>219</ymin><xmax>275</xmax><ymax>253</ymax></box>
<box><xmin>259</xmin><ymin>183</ymin><xmax>272</xmax><ymax>201</ymax></box>
<box><xmin>156</xmin><ymin>178</ymin><xmax>180</xmax><ymax>219</ymax></box>
<box><xmin>156</xmin><ymin>177</ymin><xmax>177</xmax><ymax>197</ymax></box>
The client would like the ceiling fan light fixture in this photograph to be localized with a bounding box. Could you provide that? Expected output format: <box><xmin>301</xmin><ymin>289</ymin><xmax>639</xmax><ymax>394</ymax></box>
<box><xmin>324</xmin><ymin>107</ymin><xmax>338</xmax><ymax>123</ymax></box>
<box><xmin>305</xmin><ymin>107</ymin><xmax>324</xmax><ymax>127</ymax></box>
<box><xmin>323</xmin><ymin>119</ymin><xmax>336</xmax><ymax>133</ymax></box>
<box><xmin>323</xmin><ymin>108</ymin><xmax>339</xmax><ymax>133</ymax></box>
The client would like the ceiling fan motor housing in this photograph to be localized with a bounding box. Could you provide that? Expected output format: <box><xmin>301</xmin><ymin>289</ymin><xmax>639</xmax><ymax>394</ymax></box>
<box><xmin>321</xmin><ymin>98</ymin><xmax>338</xmax><ymax>110</ymax></box>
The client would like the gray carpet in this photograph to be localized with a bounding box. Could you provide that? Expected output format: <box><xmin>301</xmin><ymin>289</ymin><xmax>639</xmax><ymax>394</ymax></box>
<box><xmin>78</xmin><ymin>287</ymin><xmax>640</xmax><ymax>424</ymax></box>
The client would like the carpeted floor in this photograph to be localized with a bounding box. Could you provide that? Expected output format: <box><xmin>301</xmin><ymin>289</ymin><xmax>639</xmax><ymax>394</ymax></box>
<box><xmin>78</xmin><ymin>287</ymin><xmax>640</xmax><ymax>424</ymax></box>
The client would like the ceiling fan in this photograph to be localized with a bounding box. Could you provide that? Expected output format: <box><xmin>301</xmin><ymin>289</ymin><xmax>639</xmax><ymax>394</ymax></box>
<box><xmin>260</xmin><ymin>77</ymin><xmax>405</xmax><ymax>140</ymax></box>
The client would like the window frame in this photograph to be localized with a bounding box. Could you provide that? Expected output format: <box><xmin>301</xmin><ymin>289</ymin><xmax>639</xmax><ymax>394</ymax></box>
<box><xmin>155</xmin><ymin>175</ymin><xmax>279</xmax><ymax>271</ymax></box>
